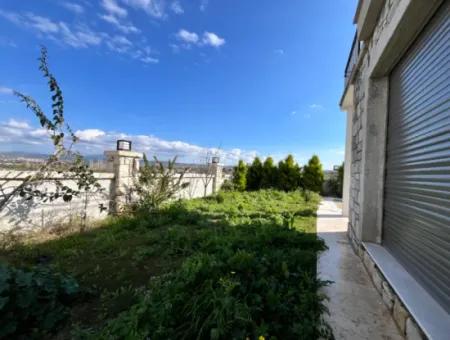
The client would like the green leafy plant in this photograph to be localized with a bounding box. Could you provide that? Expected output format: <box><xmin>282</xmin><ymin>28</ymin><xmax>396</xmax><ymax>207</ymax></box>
<box><xmin>0</xmin><ymin>263</ymin><xmax>79</xmax><ymax>338</ymax></box>
<box><xmin>134</xmin><ymin>154</ymin><xmax>189</xmax><ymax>211</ymax></box>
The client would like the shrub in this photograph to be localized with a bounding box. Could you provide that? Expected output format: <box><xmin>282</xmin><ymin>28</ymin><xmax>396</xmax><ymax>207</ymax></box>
<box><xmin>0</xmin><ymin>264</ymin><xmax>79</xmax><ymax>338</ymax></box>
<box><xmin>232</xmin><ymin>160</ymin><xmax>248</xmax><ymax>191</ymax></box>
<box><xmin>134</xmin><ymin>155</ymin><xmax>189</xmax><ymax>211</ymax></box>
<box><xmin>302</xmin><ymin>155</ymin><xmax>324</xmax><ymax>193</ymax></box>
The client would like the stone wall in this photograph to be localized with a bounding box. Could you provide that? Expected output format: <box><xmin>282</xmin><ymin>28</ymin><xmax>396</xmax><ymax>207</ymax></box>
<box><xmin>348</xmin><ymin>0</ymin><xmax>402</xmax><ymax>248</ymax></box>
<box><xmin>360</xmin><ymin>246</ymin><xmax>426</xmax><ymax>340</ymax></box>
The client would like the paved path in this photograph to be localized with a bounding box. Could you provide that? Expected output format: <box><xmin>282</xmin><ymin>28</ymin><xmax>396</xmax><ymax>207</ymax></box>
<box><xmin>317</xmin><ymin>198</ymin><xmax>403</xmax><ymax>340</ymax></box>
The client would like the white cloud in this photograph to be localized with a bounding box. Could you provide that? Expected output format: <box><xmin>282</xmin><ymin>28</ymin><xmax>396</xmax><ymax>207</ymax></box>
<box><xmin>290</xmin><ymin>110</ymin><xmax>297</xmax><ymax>116</ymax></box>
<box><xmin>101</xmin><ymin>0</ymin><xmax>128</xmax><ymax>17</ymax></box>
<box><xmin>100</xmin><ymin>14</ymin><xmax>140</xmax><ymax>34</ymax></box>
<box><xmin>309</xmin><ymin>104</ymin><xmax>324</xmax><ymax>111</ymax></box>
<box><xmin>25</xmin><ymin>13</ymin><xmax>59</xmax><ymax>33</ymax></box>
<box><xmin>62</xmin><ymin>2</ymin><xmax>85</xmax><ymax>14</ymax></box>
<box><xmin>140</xmin><ymin>55</ymin><xmax>159</xmax><ymax>63</ymax></box>
<box><xmin>122</xmin><ymin>0</ymin><xmax>165</xmax><ymax>18</ymax></box>
<box><xmin>274</xmin><ymin>49</ymin><xmax>284</xmax><ymax>55</ymax></box>
<box><xmin>0</xmin><ymin>86</ymin><xmax>14</xmax><ymax>95</ymax></box>
<box><xmin>202</xmin><ymin>32</ymin><xmax>225</xmax><ymax>47</ymax></box>
<box><xmin>0</xmin><ymin>10</ymin><xmax>156</xmax><ymax>65</ymax></box>
<box><xmin>170</xmin><ymin>1</ymin><xmax>184</xmax><ymax>14</ymax></box>
<box><xmin>177</xmin><ymin>29</ymin><xmax>199</xmax><ymax>44</ymax></box>
<box><xmin>75</xmin><ymin>129</ymin><xmax>106</xmax><ymax>141</ymax></box>
<box><xmin>0</xmin><ymin>119</ymin><xmax>258</xmax><ymax>165</ymax></box>
<box><xmin>5</xmin><ymin>119</ymin><xmax>30</xmax><ymax>129</ymax></box>
<box><xmin>58</xmin><ymin>22</ymin><xmax>103</xmax><ymax>48</ymax></box>
<box><xmin>174</xmin><ymin>29</ymin><xmax>225</xmax><ymax>50</ymax></box>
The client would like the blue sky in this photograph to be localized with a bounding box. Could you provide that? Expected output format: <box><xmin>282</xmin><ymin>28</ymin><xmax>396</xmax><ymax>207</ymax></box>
<box><xmin>0</xmin><ymin>0</ymin><xmax>356</xmax><ymax>168</ymax></box>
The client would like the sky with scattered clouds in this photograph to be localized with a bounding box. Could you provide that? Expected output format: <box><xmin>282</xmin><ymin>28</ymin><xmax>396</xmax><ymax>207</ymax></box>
<box><xmin>0</xmin><ymin>0</ymin><xmax>356</xmax><ymax>168</ymax></box>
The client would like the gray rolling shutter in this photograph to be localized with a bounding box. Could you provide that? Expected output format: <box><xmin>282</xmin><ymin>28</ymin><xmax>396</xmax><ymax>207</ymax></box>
<box><xmin>383</xmin><ymin>2</ymin><xmax>450</xmax><ymax>313</ymax></box>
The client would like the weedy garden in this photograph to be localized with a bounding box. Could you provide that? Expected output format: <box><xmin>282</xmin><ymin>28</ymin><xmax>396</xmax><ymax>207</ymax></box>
<box><xmin>0</xmin><ymin>48</ymin><xmax>333</xmax><ymax>340</ymax></box>
<box><xmin>1</xmin><ymin>190</ymin><xmax>332</xmax><ymax>339</ymax></box>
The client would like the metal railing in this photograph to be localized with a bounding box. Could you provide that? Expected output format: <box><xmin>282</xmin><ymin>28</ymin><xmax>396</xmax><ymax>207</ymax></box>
<box><xmin>344</xmin><ymin>32</ymin><xmax>361</xmax><ymax>87</ymax></box>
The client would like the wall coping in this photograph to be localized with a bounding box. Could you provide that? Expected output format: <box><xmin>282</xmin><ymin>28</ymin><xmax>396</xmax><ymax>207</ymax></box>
<box><xmin>364</xmin><ymin>242</ymin><xmax>450</xmax><ymax>340</ymax></box>
<box><xmin>104</xmin><ymin>150</ymin><xmax>143</xmax><ymax>158</ymax></box>
<box><xmin>0</xmin><ymin>170</ymin><xmax>115</xmax><ymax>180</ymax></box>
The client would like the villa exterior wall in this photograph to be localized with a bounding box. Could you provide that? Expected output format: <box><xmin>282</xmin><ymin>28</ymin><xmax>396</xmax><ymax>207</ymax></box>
<box><xmin>342</xmin><ymin>1</ymin><xmax>448</xmax><ymax>338</ymax></box>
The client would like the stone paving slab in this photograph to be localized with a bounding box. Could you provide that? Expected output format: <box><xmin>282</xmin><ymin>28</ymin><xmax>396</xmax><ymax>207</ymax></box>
<box><xmin>317</xmin><ymin>198</ymin><xmax>404</xmax><ymax>340</ymax></box>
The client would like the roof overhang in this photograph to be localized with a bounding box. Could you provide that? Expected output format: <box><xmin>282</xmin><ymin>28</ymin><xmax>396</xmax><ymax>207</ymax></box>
<box><xmin>354</xmin><ymin>0</ymin><xmax>386</xmax><ymax>41</ymax></box>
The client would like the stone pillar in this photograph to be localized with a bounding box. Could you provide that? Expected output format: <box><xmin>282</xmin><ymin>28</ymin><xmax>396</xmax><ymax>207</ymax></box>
<box><xmin>211</xmin><ymin>157</ymin><xmax>223</xmax><ymax>194</ymax></box>
<box><xmin>342</xmin><ymin>106</ymin><xmax>354</xmax><ymax>217</ymax></box>
<box><xmin>104</xmin><ymin>150</ymin><xmax>143</xmax><ymax>213</ymax></box>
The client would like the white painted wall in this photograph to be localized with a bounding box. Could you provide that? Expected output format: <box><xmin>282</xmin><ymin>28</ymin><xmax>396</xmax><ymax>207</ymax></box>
<box><xmin>0</xmin><ymin>169</ymin><xmax>228</xmax><ymax>232</ymax></box>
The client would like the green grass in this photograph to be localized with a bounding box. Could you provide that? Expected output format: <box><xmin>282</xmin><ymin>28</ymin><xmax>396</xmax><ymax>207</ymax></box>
<box><xmin>1</xmin><ymin>190</ymin><xmax>332</xmax><ymax>339</ymax></box>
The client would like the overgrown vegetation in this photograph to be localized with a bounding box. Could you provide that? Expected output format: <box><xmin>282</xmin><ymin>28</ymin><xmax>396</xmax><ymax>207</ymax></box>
<box><xmin>0</xmin><ymin>263</ymin><xmax>79</xmax><ymax>338</ymax></box>
<box><xmin>1</xmin><ymin>190</ymin><xmax>332</xmax><ymax>339</ymax></box>
<box><xmin>133</xmin><ymin>154</ymin><xmax>189</xmax><ymax>211</ymax></box>
<box><xmin>232</xmin><ymin>154</ymin><xmax>325</xmax><ymax>193</ymax></box>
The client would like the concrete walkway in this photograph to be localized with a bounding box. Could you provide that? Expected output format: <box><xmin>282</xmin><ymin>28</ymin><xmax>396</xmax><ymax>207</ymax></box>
<box><xmin>317</xmin><ymin>198</ymin><xmax>403</xmax><ymax>340</ymax></box>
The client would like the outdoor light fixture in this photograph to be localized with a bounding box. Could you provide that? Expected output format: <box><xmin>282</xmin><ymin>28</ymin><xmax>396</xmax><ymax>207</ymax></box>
<box><xmin>117</xmin><ymin>140</ymin><xmax>132</xmax><ymax>151</ymax></box>
<box><xmin>212</xmin><ymin>156</ymin><xmax>220</xmax><ymax>164</ymax></box>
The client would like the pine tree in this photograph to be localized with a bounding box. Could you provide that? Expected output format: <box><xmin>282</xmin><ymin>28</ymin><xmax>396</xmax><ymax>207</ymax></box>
<box><xmin>277</xmin><ymin>155</ymin><xmax>301</xmax><ymax>191</ymax></box>
<box><xmin>232</xmin><ymin>160</ymin><xmax>248</xmax><ymax>191</ymax></box>
<box><xmin>261</xmin><ymin>157</ymin><xmax>276</xmax><ymax>188</ymax></box>
<box><xmin>302</xmin><ymin>155</ymin><xmax>325</xmax><ymax>193</ymax></box>
<box><xmin>246</xmin><ymin>157</ymin><xmax>263</xmax><ymax>190</ymax></box>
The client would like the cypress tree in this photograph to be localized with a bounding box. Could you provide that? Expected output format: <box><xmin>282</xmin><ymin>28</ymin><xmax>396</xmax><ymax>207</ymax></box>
<box><xmin>246</xmin><ymin>157</ymin><xmax>263</xmax><ymax>190</ymax></box>
<box><xmin>261</xmin><ymin>157</ymin><xmax>276</xmax><ymax>188</ymax></box>
<box><xmin>277</xmin><ymin>155</ymin><xmax>301</xmax><ymax>191</ymax></box>
<box><xmin>232</xmin><ymin>160</ymin><xmax>248</xmax><ymax>191</ymax></box>
<box><xmin>302</xmin><ymin>155</ymin><xmax>325</xmax><ymax>193</ymax></box>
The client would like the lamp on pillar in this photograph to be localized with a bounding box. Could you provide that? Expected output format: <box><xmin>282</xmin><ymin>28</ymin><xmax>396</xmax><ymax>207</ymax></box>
<box><xmin>105</xmin><ymin>140</ymin><xmax>142</xmax><ymax>213</ymax></box>
<box><xmin>117</xmin><ymin>139</ymin><xmax>132</xmax><ymax>151</ymax></box>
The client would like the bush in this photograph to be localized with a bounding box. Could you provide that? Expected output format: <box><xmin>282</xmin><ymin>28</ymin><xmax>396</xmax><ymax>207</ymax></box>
<box><xmin>302</xmin><ymin>155</ymin><xmax>324</xmax><ymax>193</ymax></box>
<box><xmin>134</xmin><ymin>155</ymin><xmax>189</xmax><ymax>211</ymax></box>
<box><xmin>0</xmin><ymin>264</ymin><xmax>79</xmax><ymax>338</ymax></box>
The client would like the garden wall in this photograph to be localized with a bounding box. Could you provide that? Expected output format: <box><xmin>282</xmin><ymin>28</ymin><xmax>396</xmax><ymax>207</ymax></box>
<box><xmin>0</xmin><ymin>160</ymin><xmax>226</xmax><ymax>233</ymax></box>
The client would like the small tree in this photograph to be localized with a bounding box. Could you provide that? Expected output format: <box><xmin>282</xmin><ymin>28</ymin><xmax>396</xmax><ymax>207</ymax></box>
<box><xmin>232</xmin><ymin>160</ymin><xmax>247</xmax><ymax>191</ymax></box>
<box><xmin>134</xmin><ymin>154</ymin><xmax>189</xmax><ymax>211</ymax></box>
<box><xmin>277</xmin><ymin>155</ymin><xmax>301</xmax><ymax>191</ymax></box>
<box><xmin>246</xmin><ymin>157</ymin><xmax>263</xmax><ymax>191</ymax></box>
<box><xmin>337</xmin><ymin>162</ymin><xmax>344</xmax><ymax>198</ymax></box>
<box><xmin>261</xmin><ymin>157</ymin><xmax>276</xmax><ymax>189</ymax></box>
<box><xmin>0</xmin><ymin>47</ymin><xmax>101</xmax><ymax>218</ymax></box>
<box><xmin>302</xmin><ymin>155</ymin><xmax>324</xmax><ymax>193</ymax></box>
